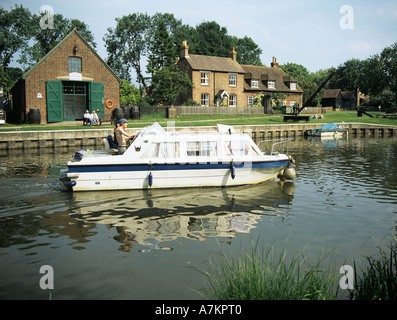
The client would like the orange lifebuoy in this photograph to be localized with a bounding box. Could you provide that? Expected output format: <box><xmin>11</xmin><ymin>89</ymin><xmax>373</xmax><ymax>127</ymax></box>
<box><xmin>105</xmin><ymin>99</ymin><xmax>114</xmax><ymax>109</ymax></box>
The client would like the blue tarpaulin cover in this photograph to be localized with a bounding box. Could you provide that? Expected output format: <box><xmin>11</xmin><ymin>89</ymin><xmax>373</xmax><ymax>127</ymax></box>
<box><xmin>317</xmin><ymin>123</ymin><xmax>339</xmax><ymax>130</ymax></box>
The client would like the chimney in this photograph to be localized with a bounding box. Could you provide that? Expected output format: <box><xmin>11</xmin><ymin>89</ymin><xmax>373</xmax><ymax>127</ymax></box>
<box><xmin>180</xmin><ymin>40</ymin><xmax>189</xmax><ymax>58</ymax></box>
<box><xmin>230</xmin><ymin>47</ymin><xmax>237</xmax><ymax>61</ymax></box>
<box><xmin>271</xmin><ymin>57</ymin><xmax>279</xmax><ymax>68</ymax></box>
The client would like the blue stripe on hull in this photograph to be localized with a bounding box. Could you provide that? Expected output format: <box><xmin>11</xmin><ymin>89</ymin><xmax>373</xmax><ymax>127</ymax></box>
<box><xmin>68</xmin><ymin>160</ymin><xmax>289</xmax><ymax>173</ymax></box>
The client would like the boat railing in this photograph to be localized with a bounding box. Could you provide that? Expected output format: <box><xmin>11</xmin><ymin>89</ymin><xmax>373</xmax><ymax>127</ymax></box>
<box><xmin>258</xmin><ymin>138</ymin><xmax>294</xmax><ymax>155</ymax></box>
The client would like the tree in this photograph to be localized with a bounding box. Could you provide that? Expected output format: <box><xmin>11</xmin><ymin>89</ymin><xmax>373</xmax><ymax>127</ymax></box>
<box><xmin>231</xmin><ymin>36</ymin><xmax>263</xmax><ymax>65</ymax></box>
<box><xmin>280</xmin><ymin>62</ymin><xmax>329</xmax><ymax>106</ymax></box>
<box><xmin>280</xmin><ymin>63</ymin><xmax>310</xmax><ymax>85</ymax></box>
<box><xmin>194</xmin><ymin>21</ymin><xmax>232</xmax><ymax>58</ymax></box>
<box><xmin>328</xmin><ymin>59</ymin><xmax>365</xmax><ymax>92</ymax></box>
<box><xmin>105</xmin><ymin>12</ymin><xmax>183</xmax><ymax>93</ymax></box>
<box><xmin>18</xmin><ymin>13</ymin><xmax>96</xmax><ymax>68</ymax></box>
<box><xmin>105</xmin><ymin>13</ymin><xmax>263</xmax><ymax>104</ymax></box>
<box><xmin>0</xmin><ymin>5</ymin><xmax>33</xmax><ymax>70</ymax></box>
<box><xmin>119</xmin><ymin>80</ymin><xmax>143</xmax><ymax>106</ymax></box>
<box><xmin>380</xmin><ymin>43</ymin><xmax>397</xmax><ymax>110</ymax></box>
<box><xmin>327</xmin><ymin>44</ymin><xmax>397</xmax><ymax>112</ymax></box>
<box><xmin>151</xmin><ymin>64</ymin><xmax>192</xmax><ymax>106</ymax></box>
<box><xmin>146</xmin><ymin>19</ymin><xmax>175</xmax><ymax>88</ymax></box>
<box><xmin>104</xmin><ymin>13</ymin><xmax>152</xmax><ymax>93</ymax></box>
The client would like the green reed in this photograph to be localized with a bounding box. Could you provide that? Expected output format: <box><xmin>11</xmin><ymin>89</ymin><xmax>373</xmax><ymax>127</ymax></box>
<box><xmin>196</xmin><ymin>238</ymin><xmax>397</xmax><ymax>300</ymax></box>
<box><xmin>195</xmin><ymin>241</ymin><xmax>341</xmax><ymax>300</ymax></box>
<box><xmin>349</xmin><ymin>237</ymin><xmax>397</xmax><ymax>300</ymax></box>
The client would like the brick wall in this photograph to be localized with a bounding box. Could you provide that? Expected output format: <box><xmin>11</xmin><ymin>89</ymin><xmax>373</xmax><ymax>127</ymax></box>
<box><xmin>23</xmin><ymin>31</ymin><xmax>120</xmax><ymax>123</ymax></box>
<box><xmin>191</xmin><ymin>70</ymin><xmax>245</xmax><ymax>106</ymax></box>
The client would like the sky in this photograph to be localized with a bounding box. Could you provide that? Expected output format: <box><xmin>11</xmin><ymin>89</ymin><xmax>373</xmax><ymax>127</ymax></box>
<box><xmin>2</xmin><ymin>0</ymin><xmax>397</xmax><ymax>76</ymax></box>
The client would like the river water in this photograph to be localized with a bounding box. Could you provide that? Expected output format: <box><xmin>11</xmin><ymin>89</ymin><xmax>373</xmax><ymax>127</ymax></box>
<box><xmin>0</xmin><ymin>135</ymin><xmax>396</xmax><ymax>300</ymax></box>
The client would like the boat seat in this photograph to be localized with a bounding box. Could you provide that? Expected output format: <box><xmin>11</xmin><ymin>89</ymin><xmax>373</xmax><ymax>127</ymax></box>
<box><xmin>103</xmin><ymin>138</ymin><xmax>118</xmax><ymax>155</ymax></box>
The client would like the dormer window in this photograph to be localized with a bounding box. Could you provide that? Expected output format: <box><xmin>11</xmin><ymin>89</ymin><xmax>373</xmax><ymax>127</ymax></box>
<box><xmin>251</xmin><ymin>79</ymin><xmax>259</xmax><ymax>88</ymax></box>
<box><xmin>290</xmin><ymin>82</ymin><xmax>297</xmax><ymax>90</ymax></box>
<box><xmin>268</xmin><ymin>80</ymin><xmax>275</xmax><ymax>89</ymax></box>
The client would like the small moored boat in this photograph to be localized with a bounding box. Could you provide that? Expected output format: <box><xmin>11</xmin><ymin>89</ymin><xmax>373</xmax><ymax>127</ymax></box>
<box><xmin>304</xmin><ymin>123</ymin><xmax>347</xmax><ymax>138</ymax></box>
<box><xmin>60</xmin><ymin>123</ymin><xmax>295</xmax><ymax>191</ymax></box>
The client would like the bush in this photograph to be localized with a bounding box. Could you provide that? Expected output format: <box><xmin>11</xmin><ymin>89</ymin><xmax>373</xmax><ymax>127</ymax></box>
<box><xmin>367</xmin><ymin>92</ymin><xmax>396</xmax><ymax>113</ymax></box>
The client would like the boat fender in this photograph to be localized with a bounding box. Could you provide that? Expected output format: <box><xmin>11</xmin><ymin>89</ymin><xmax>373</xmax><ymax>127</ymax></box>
<box><xmin>231</xmin><ymin>162</ymin><xmax>236</xmax><ymax>180</ymax></box>
<box><xmin>68</xmin><ymin>181</ymin><xmax>76</xmax><ymax>187</ymax></box>
<box><xmin>148</xmin><ymin>172</ymin><xmax>153</xmax><ymax>187</ymax></box>
<box><xmin>283</xmin><ymin>167</ymin><xmax>296</xmax><ymax>180</ymax></box>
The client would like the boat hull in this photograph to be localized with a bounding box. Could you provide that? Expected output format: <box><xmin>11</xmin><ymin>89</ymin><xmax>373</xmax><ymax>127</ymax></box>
<box><xmin>62</xmin><ymin>160</ymin><xmax>289</xmax><ymax>191</ymax></box>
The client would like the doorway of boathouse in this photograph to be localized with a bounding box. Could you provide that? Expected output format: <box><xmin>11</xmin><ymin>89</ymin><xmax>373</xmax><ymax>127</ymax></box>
<box><xmin>46</xmin><ymin>80</ymin><xmax>104</xmax><ymax>123</ymax></box>
<box><xmin>62</xmin><ymin>81</ymin><xmax>89</xmax><ymax>121</ymax></box>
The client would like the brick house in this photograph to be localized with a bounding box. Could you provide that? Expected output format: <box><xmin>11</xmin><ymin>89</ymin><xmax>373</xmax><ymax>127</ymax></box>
<box><xmin>10</xmin><ymin>29</ymin><xmax>121</xmax><ymax>124</ymax></box>
<box><xmin>177</xmin><ymin>41</ymin><xmax>303</xmax><ymax>109</ymax></box>
<box><xmin>242</xmin><ymin>58</ymin><xmax>303</xmax><ymax>110</ymax></box>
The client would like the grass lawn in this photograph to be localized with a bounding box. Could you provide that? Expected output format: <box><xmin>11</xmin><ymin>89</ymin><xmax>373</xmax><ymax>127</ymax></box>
<box><xmin>0</xmin><ymin>111</ymin><xmax>396</xmax><ymax>132</ymax></box>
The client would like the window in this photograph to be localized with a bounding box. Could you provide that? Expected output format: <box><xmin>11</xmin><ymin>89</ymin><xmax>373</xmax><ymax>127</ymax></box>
<box><xmin>187</xmin><ymin>141</ymin><xmax>217</xmax><ymax>157</ymax></box>
<box><xmin>229</xmin><ymin>73</ymin><xmax>237</xmax><ymax>87</ymax></box>
<box><xmin>68</xmin><ymin>57</ymin><xmax>82</xmax><ymax>72</ymax></box>
<box><xmin>290</xmin><ymin>82</ymin><xmax>297</xmax><ymax>90</ymax></box>
<box><xmin>268</xmin><ymin>80</ymin><xmax>275</xmax><ymax>89</ymax></box>
<box><xmin>201</xmin><ymin>94</ymin><xmax>210</xmax><ymax>106</ymax></box>
<box><xmin>201</xmin><ymin>71</ymin><xmax>209</xmax><ymax>85</ymax></box>
<box><xmin>224</xmin><ymin>141</ymin><xmax>259</xmax><ymax>156</ymax></box>
<box><xmin>247</xmin><ymin>95</ymin><xmax>254</xmax><ymax>106</ymax></box>
<box><xmin>251</xmin><ymin>79</ymin><xmax>259</xmax><ymax>88</ymax></box>
<box><xmin>290</xmin><ymin>101</ymin><xmax>296</xmax><ymax>107</ymax></box>
<box><xmin>62</xmin><ymin>82</ymin><xmax>87</xmax><ymax>95</ymax></box>
<box><xmin>142</xmin><ymin>142</ymin><xmax>180</xmax><ymax>159</ymax></box>
<box><xmin>229</xmin><ymin>94</ymin><xmax>237</xmax><ymax>107</ymax></box>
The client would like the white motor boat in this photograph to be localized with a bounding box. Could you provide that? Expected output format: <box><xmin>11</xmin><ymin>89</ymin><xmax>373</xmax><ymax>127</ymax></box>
<box><xmin>60</xmin><ymin>123</ymin><xmax>295</xmax><ymax>191</ymax></box>
<box><xmin>304</xmin><ymin>123</ymin><xmax>347</xmax><ymax>138</ymax></box>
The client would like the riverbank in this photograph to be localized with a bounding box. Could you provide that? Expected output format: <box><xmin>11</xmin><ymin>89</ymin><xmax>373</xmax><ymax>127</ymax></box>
<box><xmin>0</xmin><ymin>121</ymin><xmax>396</xmax><ymax>151</ymax></box>
<box><xmin>0</xmin><ymin>111</ymin><xmax>396</xmax><ymax>150</ymax></box>
<box><xmin>0</xmin><ymin>111</ymin><xmax>396</xmax><ymax>132</ymax></box>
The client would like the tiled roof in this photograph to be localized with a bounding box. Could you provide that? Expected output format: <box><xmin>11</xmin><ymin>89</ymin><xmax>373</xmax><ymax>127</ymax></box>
<box><xmin>241</xmin><ymin>65</ymin><xmax>303</xmax><ymax>93</ymax></box>
<box><xmin>341</xmin><ymin>91</ymin><xmax>355</xmax><ymax>99</ymax></box>
<box><xmin>183</xmin><ymin>54</ymin><xmax>245</xmax><ymax>74</ymax></box>
<box><xmin>322</xmin><ymin>89</ymin><xmax>342</xmax><ymax>99</ymax></box>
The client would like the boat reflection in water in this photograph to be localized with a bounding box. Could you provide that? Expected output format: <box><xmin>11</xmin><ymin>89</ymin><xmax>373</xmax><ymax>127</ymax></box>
<box><xmin>69</xmin><ymin>180</ymin><xmax>295</xmax><ymax>251</ymax></box>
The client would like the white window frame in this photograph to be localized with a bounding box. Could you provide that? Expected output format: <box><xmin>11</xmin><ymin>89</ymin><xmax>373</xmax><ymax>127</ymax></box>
<box><xmin>229</xmin><ymin>94</ymin><xmax>237</xmax><ymax>107</ymax></box>
<box><xmin>201</xmin><ymin>93</ymin><xmax>210</xmax><ymax>106</ymax></box>
<box><xmin>251</xmin><ymin>79</ymin><xmax>259</xmax><ymax>88</ymax></box>
<box><xmin>268</xmin><ymin>80</ymin><xmax>275</xmax><ymax>89</ymax></box>
<box><xmin>247</xmin><ymin>95</ymin><xmax>254</xmax><ymax>106</ymax></box>
<box><xmin>229</xmin><ymin>73</ymin><xmax>237</xmax><ymax>87</ymax></box>
<box><xmin>290</xmin><ymin>101</ymin><xmax>296</xmax><ymax>107</ymax></box>
<box><xmin>290</xmin><ymin>82</ymin><xmax>297</xmax><ymax>90</ymax></box>
<box><xmin>201</xmin><ymin>71</ymin><xmax>209</xmax><ymax>86</ymax></box>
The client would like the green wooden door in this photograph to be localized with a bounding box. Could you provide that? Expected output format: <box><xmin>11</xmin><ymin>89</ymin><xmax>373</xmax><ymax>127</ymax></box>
<box><xmin>46</xmin><ymin>81</ymin><xmax>63</xmax><ymax>122</ymax></box>
<box><xmin>90</xmin><ymin>82</ymin><xmax>104</xmax><ymax>119</ymax></box>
